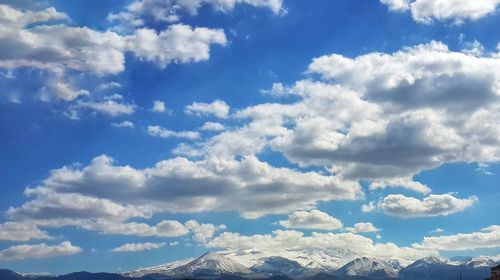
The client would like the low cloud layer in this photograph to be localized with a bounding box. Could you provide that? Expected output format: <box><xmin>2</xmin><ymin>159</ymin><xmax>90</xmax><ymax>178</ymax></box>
<box><xmin>278</xmin><ymin>209</ymin><xmax>343</xmax><ymax>230</ymax></box>
<box><xmin>0</xmin><ymin>241</ymin><xmax>81</xmax><ymax>261</ymax></box>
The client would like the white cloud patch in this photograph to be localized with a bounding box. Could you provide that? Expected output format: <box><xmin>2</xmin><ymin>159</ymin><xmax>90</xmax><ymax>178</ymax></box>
<box><xmin>185</xmin><ymin>100</ymin><xmax>230</xmax><ymax>118</ymax></box>
<box><xmin>346</xmin><ymin>222</ymin><xmax>381</xmax><ymax>233</ymax></box>
<box><xmin>414</xmin><ymin>225</ymin><xmax>500</xmax><ymax>251</ymax></box>
<box><xmin>6</xmin><ymin>154</ymin><xmax>362</xmax><ymax>224</ymax></box>
<box><xmin>108</xmin><ymin>0</ymin><xmax>283</xmax><ymax>31</ymax></box>
<box><xmin>152</xmin><ymin>100</ymin><xmax>166</xmax><ymax>112</ymax></box>
<box><xmin>369</xmin><ymin>177</ymin><xmax>431</xmax><ymax>193</ymax></box>
<box><xmin>361</xmin><ymin>202</ymin><xmax>377</xmax><ymax>213</ymax></box>
<box><xmin>148</xmin><ymin>125</ymin><xmax>201</xmax><ymax>140</ymax></box>
<box><xmin>74</xmin><ymin>100</ymin><xmax>136</xmax><ymax>117</ymax></box>
<box><xmin>111</xmin><ymin>121</ymin><xmax>135</xmax><ymax>128</ymax></box>
<box><xmin>381</xmin><ymin>0</ymin><xmax>500</xmax><ymax>24</ymax></box>
<box><xmin>278</xmin><ymin>209</ymin><xmax>343</xmax><ymax>230</ymax></box>
<box><xmin>207</xmin><ymin>230</ymin><xmax>436</xmax><ymax>262</ymax></box>
<box><xmin>380</xmin><ymin>0</ymin><xmax>410</xmax><ymax>11</ymax></box>
<box><xmin>0</xmin><ymin>222</ymin><xmax>51</xmax><ymax>242</ymax></box>
<box><xmin>0</xmin><ymin>4</ymin><xmax>227</xmax><ymax>102</ymax></box>
<box><xmin>200</xmin><ymin>121</ymin><xmax>225</xmax><ymax>131</ymax></box>
<box><xmin>111</xmin><ymin>242</ymin><xmax>166</xmax><ymax>252</ymax></box>
<box><xmin>0</xmin><ymin>241</ymin><xmax>81</xmax><ymax>261</ymax></box>
<box><xmin>378</xmin><ymin>194</ymin><xmax>478</xmax><ymax>218</ymax></box>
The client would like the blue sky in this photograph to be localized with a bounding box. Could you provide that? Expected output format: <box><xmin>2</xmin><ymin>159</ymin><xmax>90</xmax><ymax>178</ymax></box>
<box><xmin>1</xmin><ymin>0</ymin><xmax>500</xmax><ymax>274</ymax></box>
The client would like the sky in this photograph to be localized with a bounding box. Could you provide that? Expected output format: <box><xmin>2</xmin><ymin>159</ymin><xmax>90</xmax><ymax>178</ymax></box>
<box><xmin>0</xmin><ymin>0</ymin><xmax>500</xmax><ymax>275</ymax></box>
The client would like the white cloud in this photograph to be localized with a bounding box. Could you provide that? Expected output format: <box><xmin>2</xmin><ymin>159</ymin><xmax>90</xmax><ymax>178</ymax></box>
<box><xmin>97</xmin><ymin>81</ymin><xmax>122</xmax><ymax>91</ymax></box>
<box><xmin>0</xmin><ymin>241</ymin><xmax>81</xmax><ymax>261</ymax></box>
<box><xmin>278</xmin><ymin>209</ymin><xmax>343</xmax><ymax>230</ymax></box>
<box><xmin>111</xmin><ymin>242</ymin><xmax>166</xmax><ymax>252</ymax></box>
<box><xmin>152</xmin><ymin>100</ymin><xmax>166</xmax><ymax>112</ymax></box>
<box><xmin>185</xmin><ymin>100</ymin><xmax>230</xmax><ymax>118</ymax></box>
<box><xmin>369</xmin><ymin>177</ymin><xmax>431</xmax><ymax>193</ymax></box>
<box><xmin>430</xmin><ymin>228</ymin><xmax>445</xmax><ymax>234</ymax></box>
<box><xmin>148</xmin><ymin>125</ymin><xmax>201</xmax><ymax>140</ymax></box>
<box><xmin>74</xmin><ymin>100</ymin><xmax>136</xmax><ymax>117</ymax></box>
<box><xmin>378</xmin><ymin>194</ymin><xmax>478</xmax><ymax>218</ymax></box>
<box><xmin>7</xmin><ymin>154</ymin><xmax>362</xmax><ymax>222</ymax></box>
<box><xmin>0</xmin><ymin>222</ymin><xmax>51</xmax><ymax>242</ymax></box>
<box><xmin>107</xmin><ymin>0</ymin><xmax>283</xmax><ymax>31</ymax></box>
<box><xmin>380</xmin><ymin>0</ymin><xmax>410</xmax><ymax>11</ymax></box>
<box><xmin>414</xmin><ymin>225</ymin><xmax>500</xmax><ymax>251</ymax></box>
<box><xmin>361</xmin><ymin>202</ymin><xmax>376</xmax><ymax>213</ymax></box>
<box><xmin>411</xmin><ymin>0</ymin><xmax>500</xmax><ymax>24</ymax></box>
<box><xmin>200</xmin><ymin>121</ymin><xmax>225</xmax><ymax>131</ymax></box>
<box><xmin>207</xmin><ymin>230</ymin><xmax>436</xmax><ymax>262</ymax></box>
<box><xmin>111</xmin><ymin>121</ymin><xmax>135</xmax><ymax>128</ymax></box>
<box><xmin>128</xmin><ymin>25</ymin><xmax>226</xmax><ymax>68</ymax></box>
<box><xmin>382</xmin><ymin>0</ymin><xmax>500</xmax><ymax>24</ymax></box>
<box><xmin>346</xmin><ymin>222</ymin><xmax>381</xmax><ymax>233</ymax></box>
<box><xmin>186</xmin><ymin>220</ymin><xmax>227</xmax><ymax>243</ymax></box>
<box><xmin>0</xmin><ymin>5</ymin><xmax>228</xmax><ymax>102</ymax></box>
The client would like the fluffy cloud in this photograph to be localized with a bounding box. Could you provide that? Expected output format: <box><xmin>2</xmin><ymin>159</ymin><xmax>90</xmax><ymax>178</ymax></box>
<box><xmin>74</xmin><ymin>100</ymin><xmax>136</xmax><ymax>117</ymax></box>
<box><xmin>128</xmin><ymin>25</ymin><xmax>226</xmax><ymax>68</ymax></box>
<box><xmin>207</xmin><ymin>230</ymin><xmax>436</xmax><ymax>262</ymax></box>
<box><xmin>152</xmin><ymin>100</ymin><xmax>166</xmax><ymax>112</ymax></box>
<box><xmin>0</xmin><ymin>222</ymin><xmax>51</xmax><ymax>242</ymax></box>
<box><xmin>378</xmin><ymin>194</ymin><xmax>478</xmax><ymax>218</ymax></box>
<box><xmin>380</xmin><ymin>0</ymin><xmax>409</xmax><ymax>11</ymax></box>
<box><xmin>369</xmin><ymin>177</ymin><xmax>431</xmax><ymax>193</ymax></box>
<box><xmin>381</xmin><ymin>0</ymin><xmax>500</xmax><ymax>24</ymax></box>
<box><xmin>200</xmin><ymin>121</ymin><xmax>225</xmax><ymax>131</ymax></box>
<box><xmin>415</xmin><ymin>225</ymin><xmax>500</xmax><ymax>251</ymax></box>
<box><xmin>108</xmin><ymin>0</ymin><xmax>283</xmax><ymax>30</ymax></box>
<box><xmin>411</xmin><ymin>0</ymin><xmax>500</xmax><ymax>24</ymax></box>
<box><xmin>278</xmin><ymin>209</ymin><xmax>343</xmax><ymax>230</ymax></box>
<box><xmin>0</xmin><ymin>4</ymin><xmax>227</xmax><ymax>102</ymax></box>
<box><xmin>185</xmin><ymin>100</ymin><xmax>230</xmax><ymax>118</ymax></box>
<box><xmin>346</xmin><ymin>222</ymin><xmax>381</xmax><ymax>233</ymax></box>
<box><xmin>0</xmin><ymin>241</ymin><xmax>81</xmax><ymax>261</ymax></box>
<box><xmin>111</xmin><ymin>242</ymin><xmax>166</xmax><ymax>252</ymax></box>
<box><xmin>260</xmin><ymin>41</ymin><xmax>500</xmax><ymax>184</ymax></box>
<box><xmin>6</xmin><ymin>154</ymin><xmax>362</xmax><ymax>223</ymax></box>
<box><xmin>148</xmin><ymin>125</ymin><xmax>201</xmax><ymax>140</ymax></box>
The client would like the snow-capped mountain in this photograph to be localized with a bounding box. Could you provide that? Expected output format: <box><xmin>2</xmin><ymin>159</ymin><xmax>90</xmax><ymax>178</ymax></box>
<box><xmin>334</xmin><ymin>257</ymin><xmax>403</xmax><ymax>279</ymax></box>
<box><xmin>123</xmin><ymin>258</ymin><xmax>193</xmax><ymax>277</ymax></box>
<box><xmin>122</xmin><ymin>251</ymin><xmax>499</xmax><ymax>280</ymax></box>
<box><xmin>251</xmin><ymin>256</ymin><xmax>305</xmax><ymax>277</ymax></box>
<box><xmin>167</xmin><ymin>252</ymin><xmax>253</xmax><ymax>278</ymax></box>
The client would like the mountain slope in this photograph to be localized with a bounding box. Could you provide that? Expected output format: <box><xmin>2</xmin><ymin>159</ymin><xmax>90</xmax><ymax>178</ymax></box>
<box><xmin>334</xmin><ymin>257</ymin><xmax>402</xmax><ymax>279</ymax></box>
<box><xmin>251</xmin><ymin>256</ymin><xmax>305</xmax><ymax>277</ymax></box>
<box><xmin>167</xmin><ymin>252</ymin><xmax>253</xmax><ymax>278</ymax></box>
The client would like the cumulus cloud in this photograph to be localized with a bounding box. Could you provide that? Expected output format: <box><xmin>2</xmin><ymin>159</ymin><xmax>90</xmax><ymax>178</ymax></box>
<box><xmin>0</xmin><ymin>222</ymin><xmax>51</xmax><ymax>242</ymax></box>
<box><xmin>6</xmin><ymin>154</ymin><xmax>362</xmax><ymax>223</ymax></box>
<box><xmin>108</xmin><ymin>0</ymin><xmax>283</xmax><ymax>31</ymax></box>
<box><xmin>369</xmin><ymin>177</ymin><xmax>431</xmax><ymax>193</ymax></box>
<box><xmin>380</xmin><ymin>0</ymin><xmax>410</xmax><ymax>11</ymax></box>
<box><xmin>207</xmin><ymin>230</ymin><xmax>436</xmax><ymax>262</ymax></box>
<box><xmin>414</xmin><ymin>225</ymin><xmax>500</xmax><ymax>251</ymax></box>
<box><xmin>111</xmin><ymin>242</ymin><xmax>166</xmax><ymax>252</ymax></box>
<box><xmin>148</xmin><ymin>125</ymin><xmax>201</xmax><ymax>140</ymax></box>
<box><xmin>0</xmin><ymin>4</ymin><xmax>227</xmax><ymax>102</ymax></box>
<box><xmin>278</xmin><ymin>209</ymin><xmax>343</xmax><ymax>230</ymax></box>
<box><xmin>152</xmin><ymin>100</ymin><xmax>166</xmax><ymax>112</ymax></box>
<box><xmin>0</xmin><ymin>241</ymin><xmax>81</xmax><ymax>261</ymax></box>
<box><xmin>200</xmin><ymin>121</ymin><xmax>225</xmax><ymax>131</ymax></box>
<box><xmin>378</xmin><ymin>194</ymin><xmax>478</xmax><ymax>218</ymax></box>
<box><xmin>381</xmin><ymin>0</ymin><xmax>500</xmax><ymax>24</ymax></box>
<box><xmin>346</xmin><ymin>222</ymin><xmax>381</xmax><ymax>233</ymax></box>
<box><xmin>185</xmin><ymin>100</ymin><xmax>230</xmax><ymax>118</ymax></box>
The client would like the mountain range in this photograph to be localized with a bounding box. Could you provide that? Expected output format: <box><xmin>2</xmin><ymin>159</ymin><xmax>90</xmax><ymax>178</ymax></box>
<box><xmin>2</xmin><ymin>251</ymin><xmax>499</xmax><ymax>280</ymax></box>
